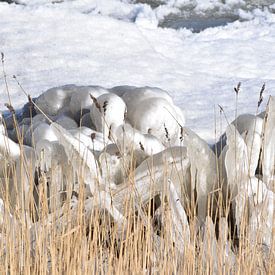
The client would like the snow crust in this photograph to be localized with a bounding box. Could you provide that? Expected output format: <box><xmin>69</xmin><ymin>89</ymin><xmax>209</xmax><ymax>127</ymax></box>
<box><xmin>0</xmin><ymin>0</ymin><xmax>275</xmax><ymax>141</ymax></box>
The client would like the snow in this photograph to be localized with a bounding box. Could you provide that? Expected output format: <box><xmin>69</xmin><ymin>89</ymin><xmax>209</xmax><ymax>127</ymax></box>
<box><xmin>0</xmin><ymin>0</ymin><xmax>275</xmax><ymax>142</ymax></box>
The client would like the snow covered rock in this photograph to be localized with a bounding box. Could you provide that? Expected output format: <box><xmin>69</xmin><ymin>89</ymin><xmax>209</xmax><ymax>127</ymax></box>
<box><xmin>54</xmin><ymin>115</ymin><xmax>78</xmax><ymax>130</ymax></box>
<box><xmin>25</xmin><ymin>122</ymin><xmax>58</xmax><ymax>147</ymax></box>
<box><xmin>90</xmin><ymin>93</ymin><xmax>127</xmax><ymax>140</ymax></box>
<box><xmin>0</xmin><ymin>132</ymin><xmax>21</xmax><ymax>159</ymax></box>
<box><xmin>127</xmin><ymin>96</ymin><xmax>184</xmax><ymax>146</ymax></box>
<box><xmin>35</xmin><ymin>84</ymin><xmax>78</xmax><ymax>116</ymax></box>
<box><xmin>69</xmin><ymin>85</ymin><xmax>109</xmax><ymax>121</ymax></box>
<box><xmin>110</xmin><ymin>86</ymin><xmax>174</xmax><ymax>109</ymax></box>
<box><xmin>79</xmin><ymin>112</ymin><xmax>95</xmax><ymax>129</ymax></box>
<box><xmin>115</xmin><ymin>123</ymin><xmax>165</xmax><ymax>162</ymax></box>
<box><xmin>111</xmin><ymin>87</ymin><xmax>185</xmax><ymax>145</ymax></box>
<box><xmin>68</xmin><ymin>127</ymin><xmax>109</xmax><ymax>153</ymax></box>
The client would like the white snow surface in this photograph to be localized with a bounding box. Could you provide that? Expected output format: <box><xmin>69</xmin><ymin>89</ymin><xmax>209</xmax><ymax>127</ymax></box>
<box><xmin>0</xmin><ymin>0</ymin><xmax>275</xmax><ymax>142</ymax></box>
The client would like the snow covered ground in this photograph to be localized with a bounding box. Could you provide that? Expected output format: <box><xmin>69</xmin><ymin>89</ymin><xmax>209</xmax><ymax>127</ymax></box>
<box><xmin>0</xmin><ymin>0</ymin><xmax>274</xmax><ymax>142</ymax></box>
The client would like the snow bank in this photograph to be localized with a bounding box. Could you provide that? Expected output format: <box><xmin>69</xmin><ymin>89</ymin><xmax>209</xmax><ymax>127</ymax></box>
<box><xmin>0</xmin><ymin>0</ymin><xmax>275</xmax><ymax>141</ymax></box>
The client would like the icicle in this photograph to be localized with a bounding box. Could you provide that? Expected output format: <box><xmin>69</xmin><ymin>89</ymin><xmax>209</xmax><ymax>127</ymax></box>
<box><xmin>262</xmin><ymin>96</ymin><xmax>275</xmax><ymax>187</ymax></box>
<box><xmin>247</xmin><ymin>177</ymin><xmax>274</xmax><ymax>248</ymax></box>
<box><xmin>225</xmin><ymin>124</ymin><xmax>274</xmax><ymax>247</ymax></box>
<box><xmin>225</xmin><ymin>124</ymin><xmax>250</xmax><ymax>196</ymax></box>
<box><xmin>130</xmin><ymin>146</ymin><xmax>191</xmax><ymax>213</ymax></box>
<box><xmin>0</xmin><ymin>198</ymin><xmax>5</xmax><ymax>227</ymax></box>
<box><xmin>232</xmin><ymin>114</ymin><xmax>263</xmax><ymax>177</ymax></box>
<box><xmin>202</xmin><ymin>217</ymin><xmax>218</xmax><ymax>274</ymax></box>
<box><xmin>225</xmin><ymin>124</ymin><xmax>250</xmax><ymax>230</ymax></box>
<box><xmin>168</xmin><ymin>180</ymin><xmax>190</xmax><ymax>253</ymax></box>
<box><xmin>0</xmin><ymin>145</ymin><xmax>36</xmax><ymax>213</ymax></box>
<box><xmin>99</xmin><ymin>151</ymin><xmax>124</xmax><ymax>187</ymax></box>
<box><xmin>217</xmin><ymin>217</ymin><xmax>235</xmax><ymax>271</ymax></box>
<box><xmin>182</xmin><ymin>127</ymin><xmax>218</xmax><ymax>224</ymax></box>
<box><xmin>50</xmin><ymin>122</ymin><xmax>100</xmax><ymax>193</ymax></box>
<box><xmin>0</xmin><ymin>113</ymin><xmax>5</xmax><ymax>136</ymax></box>
<box><xmin>202</xmin><ymin>216</ymin><xmax>235</xmax><ymax>273</ymax></box>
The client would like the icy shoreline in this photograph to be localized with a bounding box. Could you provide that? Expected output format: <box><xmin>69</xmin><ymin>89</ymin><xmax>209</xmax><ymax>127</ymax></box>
<box><xmin>0</xmin><ymin>84</ymin><xmax>274</xmax><ymax>273</ymax></box>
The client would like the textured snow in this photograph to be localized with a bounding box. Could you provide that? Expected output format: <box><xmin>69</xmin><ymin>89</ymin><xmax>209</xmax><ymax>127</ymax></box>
<box><xmin>0</xmin><ymin>0</ymin><xmax>275</xmax><ymax>142</ymax></box>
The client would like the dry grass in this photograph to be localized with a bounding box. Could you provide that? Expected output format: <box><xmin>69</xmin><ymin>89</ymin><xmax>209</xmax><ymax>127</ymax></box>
<box><xmin>0</xmin><ymin>133</ymin><xmax>274</xmax><ymax>274</ymax></box>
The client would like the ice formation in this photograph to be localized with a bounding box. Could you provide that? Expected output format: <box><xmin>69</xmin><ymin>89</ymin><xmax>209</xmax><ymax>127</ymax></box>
<box><xmin>0</xmin><ymin>84</ymin><xmax>274</xmax><ymax>266</ymax></box>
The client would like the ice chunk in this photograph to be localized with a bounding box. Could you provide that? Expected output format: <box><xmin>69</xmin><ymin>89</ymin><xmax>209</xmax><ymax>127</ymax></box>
<box><xmin>224</xmin><ymin>124</ymin><xmax>274</xmax><ymax>246</ymax></box>
<box><xmin>217</xmin><ymin>114</ymin><xmax>263</xmax><ymax>176</ymax></box>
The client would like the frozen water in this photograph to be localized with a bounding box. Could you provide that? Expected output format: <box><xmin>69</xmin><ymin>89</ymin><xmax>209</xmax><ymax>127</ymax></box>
<box><xmin>160</xmin><ymin>14</ymin><xmax>240</xmax><ymax>32</ymax></box>
<box><xmin>138</xmin><ymin>0</ymin><xmax>275</xmax><ymax>31</ymax></box>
